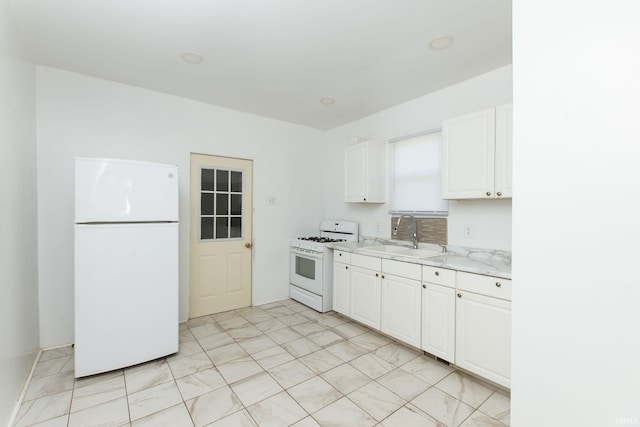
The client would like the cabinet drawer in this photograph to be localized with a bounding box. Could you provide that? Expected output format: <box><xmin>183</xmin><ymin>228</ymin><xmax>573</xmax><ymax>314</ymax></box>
<box><xmin>334</xmin><ymin>250</ymin><xmax>351</xmax><ymax>264</ymax></box>
<box><xmin>422</xmin><ymin>266</ymin><xmax>456</xmax><ymax>288</ymax></box>
<box><xmin>382</xmin><ymin>259</ymin><xmax>421</xmax><ymax>281</ymax></box>
<box><xmin>351</xmin><ymin>253</ymin><xmax>382</xmax><ymax>270</ymax></box>
<box><xmin>457</xmin><ymin>272</ymin><xmax>511</xmax><ymax>301</ymax></box>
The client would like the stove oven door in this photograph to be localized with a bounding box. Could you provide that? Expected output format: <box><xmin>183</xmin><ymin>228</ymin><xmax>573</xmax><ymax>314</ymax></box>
<box><xmin>290</xmin><ymin>247</ymin><xmax>324</xmax><ymax>295</ymax></box>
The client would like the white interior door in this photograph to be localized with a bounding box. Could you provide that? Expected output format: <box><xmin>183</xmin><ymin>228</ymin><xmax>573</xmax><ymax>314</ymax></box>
<box><xmin>190</xmin><ymin>153</ymin><xmax>253</xmax><ymax>317</ymax></box>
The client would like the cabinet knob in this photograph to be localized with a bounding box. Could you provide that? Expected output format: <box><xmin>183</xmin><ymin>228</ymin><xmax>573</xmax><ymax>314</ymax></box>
<box><xmin>345</xmin><ymin>266</ymin><xmax>349</xmax><ymax>270</ymax></box>
<box><xmin>435</xmin><ymin>271</ymin><xmax>440</xmax><ymax>276</ymax></box>
<box><xmin>382</xmin><ymin>275</ymin><xmax>385</xmax><ymax>279</ymax></box>
<box><xmin>422</xmin><ymin>284</ymin><xmax>426</xmax><ymax>289</ymax></box>
<box><xmin>339</xmin><ymin>253</ymin><xmax>342</xmax><ymax>256</ymax></box>
<box><xmin>495</xmin><ymin>282</ymin><xmax>501</xmax><ymax>287</ymax></box>
<box><xmin>363</xmin><ymin>198</ymin><xmax>367</xmax><ymax>201</ymax></box>
<box><xmin>486</xmin><ymin>191</ymin><xmax>492</xmax><ymax>196</ymax></box>
<box><xmin>375</xmin><ymin>273</ymin><xmax>379</xmax><ymax>277</ymax></box>
<box><xmin>457</xmin><ymin>293</ymin><xmax>462</xmax><ymax>298</ymax></box>
<box><xmin>497</xmin><ymin>191</ymin><xmax>502</xmax><ymax>197</ymax></box>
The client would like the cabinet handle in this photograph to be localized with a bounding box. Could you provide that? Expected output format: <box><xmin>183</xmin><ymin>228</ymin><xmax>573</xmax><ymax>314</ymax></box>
<box><xmin>457</xmin><ymin>293</ymin><xmax>462</xmax><ymax>298</ymax></box>
<box><xmin>495</xmin><ymin>282</ymin><xmax>501</xmax><ymax>287</ymax></box>
<box><xmin>497</xmin><ymin>191</ymin><xmax>502</xmax><ymax>197</ymax></box>
<box><xmin>486</xmin><ymin>191</ymin><xmax>492</xmax><ymax>196</ymax></box>
<box><xmin>435</xmin><ymin>271</ymin><xmax>440</xmax><ymax>276</ymax></box>
<box><xmin>422</xmin><ymin>284</ymin><xmax>426</xmax><ymax>289</ymax></box>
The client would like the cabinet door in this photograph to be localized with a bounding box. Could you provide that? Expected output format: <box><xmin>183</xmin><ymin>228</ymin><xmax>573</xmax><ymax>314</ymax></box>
<box><xmin>349</xmin><ymin>266</ymin><xmax>381</xmax><ymax>330</ymax></box>
<box><xmin>344</xmin><ymin>142</ymin><xmax>368</xmax><ymax>202</ymax></box>
<box><xmin>442</xmin><ymin>108</ymin><xmax>496</xmax><ymax>199</ymax></box>
<box><xmin>381</xmin><ymin>274</ymin><xmax>421</xmax><ymax>347</ymax></box>
<box><xmin>333</xmin><ymin>262</ymin><xmax>350</xmax><ymax>316</ymax></box>
<box><xmin>455</xmin><ymin>291</ymin><xmax>511</xmax><ymax>388</ymax></box>
<box><xmin>494</xmin><ymin>104</ymin><xmax>513</xmax><ymax>198</ymax></box>
<box><xmin>421</xmin><ymin>283</ymin><xmax>456</xmax><ymax>362</ymax></box>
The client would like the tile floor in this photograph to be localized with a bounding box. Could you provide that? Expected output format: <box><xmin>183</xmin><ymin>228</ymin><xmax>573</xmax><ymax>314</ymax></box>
<box><xmin>13</xmin><ymin>298</ymin><xmax>510</xmax><ymax>427</ymax></box>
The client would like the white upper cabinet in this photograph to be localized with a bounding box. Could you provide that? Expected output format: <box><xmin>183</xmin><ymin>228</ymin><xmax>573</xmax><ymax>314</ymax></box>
<box><xmin>494</xmin><ymin>104</ymin><xmax>513</xmax><ymax>198</ymax></box>
<box><xmin>441</xmin><ymin>104</ymin><xmax>512</xmax><ymax>199</ymax></box>
<box><xmin>344</xmin><ymin>140</ymin><xmax>385</xmax><ymax>203</ymax></box>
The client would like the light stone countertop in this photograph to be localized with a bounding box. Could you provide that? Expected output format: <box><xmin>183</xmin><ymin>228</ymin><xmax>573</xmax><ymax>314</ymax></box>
<box><xmin>328</xmin><ymin>237</ymin><xmax>512</xmax><ymax>280</ymax></box>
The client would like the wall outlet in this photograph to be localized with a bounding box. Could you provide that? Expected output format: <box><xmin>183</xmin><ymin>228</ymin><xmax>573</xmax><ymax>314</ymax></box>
<box><xmin>464</xmin><ymin>226</ymin><xmax>473</xmax><ymax>238</ymax></box>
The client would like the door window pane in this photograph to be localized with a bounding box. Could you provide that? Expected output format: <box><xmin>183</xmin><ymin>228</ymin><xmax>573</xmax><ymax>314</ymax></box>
<box><xmin>201</xmin><ymin>193</ymin><xmax>214</xmax><ymax>215</ymax></box>
<box><xmin>231</xmin><ymin>171</ymin><xmax>242</xmax><ymax>192</ymax></box>
<box><xmin>201</xmin><ymin>169</ymin><xmax>214</xmax><ymax>191</ymax></box>
<box><xmin>230</xmin><ymin>217</ymin><xmax>242</xmax><ymax>238</ymax></box>
<box><xmin>231</xmin><ymin>194</ymin><xmax>242</xmax><ymax>215</ymax></box>
<box><xmin>216</xmin><ymin>217</ymin><xmax>229</xmax><ymax>239</ymax></box>
<box><xmin>201</xmin><ymin>217</ymin><xmax>214</xmax><ymax>240</ymax></box>
<box><xmin>200</xmin><ymin>167</ymin><xmax>244</xmax><ymax>241</ymax></box>
<box><xmin>216</xmin><ymin>194</ymin><xmax>228</xmax><ymax>215</ymax></box>
<box><xmin>216</xmin><ymin>170</ymin><xmax>229</xmax><ymax>191</ymax></box>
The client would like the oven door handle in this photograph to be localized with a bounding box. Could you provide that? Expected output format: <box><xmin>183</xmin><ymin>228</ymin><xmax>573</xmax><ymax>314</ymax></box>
<box><xmin>291</xmin><ymin>247</ymin><xmax>323</xmax><ymax>259</ymax></box>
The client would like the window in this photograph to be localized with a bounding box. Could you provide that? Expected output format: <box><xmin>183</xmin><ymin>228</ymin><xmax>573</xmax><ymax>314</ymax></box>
<box><xmin>389</xmin><ymin>131</ymin><xmax>448</xmax><ymax>215</ymax></box>
<box><xmin>200</xmin><ymin>167</ymin><xmax>244</xmax><ymax>240</ymax></box>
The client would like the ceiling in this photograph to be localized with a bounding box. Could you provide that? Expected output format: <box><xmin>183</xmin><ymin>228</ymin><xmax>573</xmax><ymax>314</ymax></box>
<box><xmin>9</xmin><ymin>0</ymin><xmax>512</xmax><ymax>130</ymax></box>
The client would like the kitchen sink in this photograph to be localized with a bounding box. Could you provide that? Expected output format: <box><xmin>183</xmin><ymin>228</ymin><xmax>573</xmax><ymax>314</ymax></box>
<box><xmin>395</xmin><ymin>248</ymin><xmax>445</xmax><ymax>259</ymax></box>
<box><xmin>358</xmin><ymin>245</ymin><xmax>446</xmax><ymax>259</ymax></box>
<box><xmin>358</xmin><ymin>245</ymin><xmax>412</xmax><ymax>254</ymax></box>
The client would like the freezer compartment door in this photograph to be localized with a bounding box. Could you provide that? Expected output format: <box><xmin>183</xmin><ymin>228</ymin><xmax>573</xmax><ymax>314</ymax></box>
<box><xmin>74</xmin><ymin>223</ymin><xmax>179</xmax><ymax>377</ymax></box>
<box><xmin>75</xmin><ymin>157</ymin><xmax>178</xmax><ymax>223</ymax></box>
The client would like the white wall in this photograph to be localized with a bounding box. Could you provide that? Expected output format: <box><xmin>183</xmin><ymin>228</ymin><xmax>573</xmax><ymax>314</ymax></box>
<box><xmin>512</xmin><ymin>2</ymin><xmax>640</xmax><ymax>426</ymax></box>
<box><xmin>323</xmin><ymin>65</ymin><xmax>513</xmax><ymax>250</ymax></box>
<box><xmin>36</xmin><ymin>67</ymin><xmax>325</xmax><ymax>347</ymax></box>
<box><xmin>0</xmin><ymin>2</ymin><xmax>40</xmax><ymax>425</ymax></box>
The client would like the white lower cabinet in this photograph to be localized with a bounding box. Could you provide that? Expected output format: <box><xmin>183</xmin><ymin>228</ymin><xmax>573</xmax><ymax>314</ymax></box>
<box><xmin>455</xmin><ymin>276</ymin><xmax>511</xmax><ymax>388</ymax></box>
<box><xmin>421</xmin><ymin>282</ymin><xmax>456</xmax><ymax>362</ymax></box>
<box><xmin>332</xmin><ymin>261</ymin><xmax>350</xmax><ymax>316</ymax></box>
<box><xmin>381</xmin><ymin>274</ymin><xmax>421</xmax><ymax>348</ymax></box>
<box><xmin>349</xmin><ymin>265</ymin><xmax>381</xmax><ymax>330</ymax></box>
<box><xmin>332</xmin><ymin>249</ymin><xmax>511</xmax><ymax>389</ymax></box>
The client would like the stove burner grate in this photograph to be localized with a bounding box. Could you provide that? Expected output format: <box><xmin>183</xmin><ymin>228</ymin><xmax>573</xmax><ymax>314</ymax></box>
<box><xmin>298</xmin><ymin>237</ymin><xmax>346</xmax><ymax>243</ymax></box>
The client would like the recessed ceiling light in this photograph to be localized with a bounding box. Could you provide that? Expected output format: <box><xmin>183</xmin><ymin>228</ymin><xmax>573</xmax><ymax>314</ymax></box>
<box><xmin>428</xmin><ymin>36</ymin><xmax>453</xmax><ymax>51</ymax></box>
<box><xmin>181</xmin><ymin>52</ymin><xmax>204</xmax><ymax>64</ymax></box>
<box><xmin>319</xmin><ymin>98</ymin><xmax>335</xmax><ymax>105</ymax></box>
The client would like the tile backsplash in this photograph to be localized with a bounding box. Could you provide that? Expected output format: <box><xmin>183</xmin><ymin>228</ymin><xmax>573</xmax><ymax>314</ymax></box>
<box><xmin>390</xmin><ymin>216</ymin><xmax>447</xmax><ymax>246</ymax></box>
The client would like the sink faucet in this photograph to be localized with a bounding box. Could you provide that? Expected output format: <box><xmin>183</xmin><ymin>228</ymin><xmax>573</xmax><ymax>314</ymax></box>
<box><xmin>393</xmin><ymin>214</ymin><xmax>418</xmax><ymax>249</ymax></box>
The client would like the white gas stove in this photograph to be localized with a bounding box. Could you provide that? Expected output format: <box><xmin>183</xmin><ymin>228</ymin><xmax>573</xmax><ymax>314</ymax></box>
<box><xmin>290</xmin><ymin>220</ymin><xmax>359</xmax><ymax>312</ymax></box>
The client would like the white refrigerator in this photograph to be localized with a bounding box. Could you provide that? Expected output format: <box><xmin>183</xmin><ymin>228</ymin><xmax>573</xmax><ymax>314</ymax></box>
<box><xmin>74</xmin><ymin>157</ymin><xmax>179</xmax><ymax>378</ymax></box>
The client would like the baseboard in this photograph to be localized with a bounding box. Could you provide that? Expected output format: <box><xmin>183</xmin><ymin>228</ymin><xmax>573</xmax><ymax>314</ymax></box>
<box><xmin>7</xmin><ymin>349</ymin><xmax>42</xmax><ymax>427</ymax></box>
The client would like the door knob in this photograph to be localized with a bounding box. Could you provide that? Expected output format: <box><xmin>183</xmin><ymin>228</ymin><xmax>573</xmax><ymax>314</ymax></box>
<box><xmin>245</xmin><ymin>242</ymin><xmax>252</xmax><ymax>248</ymax></box>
